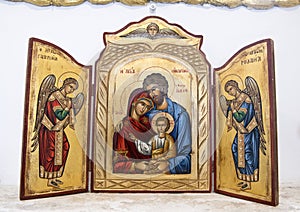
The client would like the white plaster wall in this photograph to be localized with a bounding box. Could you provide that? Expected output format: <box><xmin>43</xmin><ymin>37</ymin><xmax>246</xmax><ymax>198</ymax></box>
<box><xmin>0</xmin><ymin>1</ymin><xmax>299</xmax><ymax>186</ymax></box>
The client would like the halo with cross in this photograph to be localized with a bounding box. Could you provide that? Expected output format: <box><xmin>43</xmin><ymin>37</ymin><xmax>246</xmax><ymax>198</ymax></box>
<box><xmin>151</xmin><ymin>112</ymin><xmax>175</xmax><ymax>134</ymax></box>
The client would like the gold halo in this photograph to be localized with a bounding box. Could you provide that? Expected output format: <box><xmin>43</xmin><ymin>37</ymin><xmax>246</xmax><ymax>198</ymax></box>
<box><xmin>117</xmin><ymin>81</ymin><xmax>143</xmax><ymax>116</ymax></box>
<box><xmin>221</xmin><ymin>74</ymin><xmax>244</xmax><ymax>100</ymax></box>
<box><xmin>57</xmin><ymin>71</ymin><xmax>84</xmax><ymax>98</ymax></box>
<box><xmin>115</xmin><ymin>67</ymin><xmax>176</xmax><ymax>116</ymax></box>
<box><xmin>138</xmin><ymin>66</ymin><xmax>175</xmax><ymax>97</ymax></box>
<box><xmin>151</xmin><ymin>112</ymin><xmax>175</xmax><ymax>134</ymax></box>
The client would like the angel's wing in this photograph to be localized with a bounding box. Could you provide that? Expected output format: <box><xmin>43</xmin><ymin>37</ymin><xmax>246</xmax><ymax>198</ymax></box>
<box><xmin>120</xmin><ymin>28</ymin><xmax>148</xmax><ymax>38</ymax></box>
<box><xmin>219</xmin><ymin>95</ymin><xmax>230</xmax><ymax>117</ymax></box>
<box><xmin>158</xmin><ymin>28</ymin><xmax>186</xmax><ymax>39</ymax></box>
<box><xmin>31</xmin><ymin>74</ymin><xmax>57</xmax><ymax>152</ymax></box>
<box><xmin>244</xmin><ymin>76</ymin><xmax>267</xmax><ymax>155</ymax></box>
<box><xmin>72</xmin><ymin>92</ymin><xmax>84</xmax><ymax>115</ymax></box>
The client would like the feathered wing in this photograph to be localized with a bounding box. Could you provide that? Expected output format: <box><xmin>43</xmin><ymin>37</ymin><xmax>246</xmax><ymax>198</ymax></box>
<box><xmin>72</xmin><ymin>92</ymin><xmax>84</xmax><ymax>115</ymax></box>
<box><xmin>120</xmin><ymin>28</ymin><xmax>148</xmax><ymax>38</ymax></box>
<box><xmin>31</xmin><ymin>74</ymin><xmax>57</xmax><ymax>152</ymax></box>
<box><xmin>244</xmin><ymin>76</ymin><xmax>267</xmax><ymax>155</ymax></box>
<box><xmin>219</xmin><ymin>95</ymin><xmax>230</xmax><ymax>117</ymax></box>
<box><xmin>120</xmin><ymin>27</ymin><xmax>186</xmax><ymax>39</ymax></box>
<box><xmin>159</xmin><ymin>28</ymin><xmax>186</xmax><ymax>39</ymax></box>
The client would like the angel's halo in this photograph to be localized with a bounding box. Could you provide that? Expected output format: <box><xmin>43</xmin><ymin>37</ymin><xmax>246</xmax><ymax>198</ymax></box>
<box><xmin>220</xmin><ymin>74</ymin><xmax>244</xmax><ymax>100</ymax></box>
<box><xmin>57</xmin><ymin>71</ymin><xmax>85</xmax><ymax>98</ymax></box>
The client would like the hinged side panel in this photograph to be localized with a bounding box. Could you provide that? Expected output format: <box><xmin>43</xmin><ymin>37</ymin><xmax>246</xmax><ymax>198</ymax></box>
<box><xmin>214</xmin><ymin>39</ymin><xmax>278</xmax><ymax>206</ymax></box>
<box><xmin>20</xmin><ymin>38</ymin><xmax>92</xmax><ymax>200</ymax></box>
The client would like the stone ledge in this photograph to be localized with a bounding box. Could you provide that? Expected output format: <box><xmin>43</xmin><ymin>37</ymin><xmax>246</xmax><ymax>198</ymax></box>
<box><xmin>1</xmin><ymin>182</ymin><xmax>299</xmax><ymax>211</ymax></box>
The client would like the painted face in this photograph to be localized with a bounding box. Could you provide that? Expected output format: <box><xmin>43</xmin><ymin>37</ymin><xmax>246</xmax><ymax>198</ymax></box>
<box><xmin>134</xmin><ymin>99</ymin><xmax>152</xmax><ymax>116</ymax></box>
<box><xmin>225</xmin><ymin>85</ymin><xmax>237</xmax><ymax>96</ymax></box>
<box><xmin>156</xmin><ymin>120</ymin><xmax>168</xmax><ymax>133</ymax></box>
<box><xmin>148</xmin><ymin>26</ymin><xmax>158</xmax><ymax>36</ymax></box>
<box><xmin>65</xmin><ymin>83</ymin><xmax>77</xmax><ymax>94</ymax></box>
<box><xmin>146</xmin><ymin>84</ymin><xmax>165</xmax><ymax>105</ymax></box>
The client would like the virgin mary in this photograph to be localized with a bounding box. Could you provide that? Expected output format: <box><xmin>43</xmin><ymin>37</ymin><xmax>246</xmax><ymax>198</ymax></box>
<box><xmin>113</xmin><ymin>88</ymin><xmax>155</xmax><ymax>173</ymax></box>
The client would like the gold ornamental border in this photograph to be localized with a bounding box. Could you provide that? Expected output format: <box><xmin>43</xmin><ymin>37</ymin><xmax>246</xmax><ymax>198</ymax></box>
<box><xmin>7</xmin><ymin>0</ymin><xmax>300</xmax><ymax>9</ymax></box>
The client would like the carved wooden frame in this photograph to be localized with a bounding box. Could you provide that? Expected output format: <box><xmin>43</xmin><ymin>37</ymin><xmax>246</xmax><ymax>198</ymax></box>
<box><xmin>91</xmin><ymin>16</ymin><xmax>212</xmax><ymax>192</ymax></box>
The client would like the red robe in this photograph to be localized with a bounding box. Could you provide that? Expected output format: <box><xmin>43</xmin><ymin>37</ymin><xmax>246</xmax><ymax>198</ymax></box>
<box><xmin>113</xmin><ymin>116</ymin><xmax>154</xmax><ymax>173</ymax></box>
<box><xmin>39</xmin><ymin>93</ymin><xmax>70</xmax><ymax>179</ymax></box>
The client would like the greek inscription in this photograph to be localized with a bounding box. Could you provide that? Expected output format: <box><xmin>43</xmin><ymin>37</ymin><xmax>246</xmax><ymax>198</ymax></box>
<box><xmin>249</xmin><ymin>48</ymin><xmax>264</xmax><ymax>55</ymax></box>
<box><xmin>172</xmin><ymin>68</ymin><xmax>188</xmax><ymax>73</ymax></box>
<box><xmin>38</xmin><ymin>47</ymin><xmax>69</xmax><ymax>61</ymax></box>
<box><xmin>241</xmin><ymin>56</ymin><xmax>261</xmax><ymax>65</ymax></box>
<box><xmin>176</xmin><ymin>84</ymin><xmax>188</xmax><ymax>93</ymax></box>
<box><xmin>37</xmin><ymin>54</ymin><xmax>58</xmax><ymax>61</ymax></box>
<box><xmin>119</xmin><ymin>67</ymin><xmax>135</xmax><ymax>74</ymax></box>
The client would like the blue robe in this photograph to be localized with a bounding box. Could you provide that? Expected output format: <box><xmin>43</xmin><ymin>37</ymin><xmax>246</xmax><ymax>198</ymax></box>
<box><xmin>228</xmin><ymin>94</ymin><xmax>260</xmax><ymax>182</ymax></box>
<box><xmin>147</xmin><ymin>98</ymin><xmax>191</xmax><ymax>174</ymax></box>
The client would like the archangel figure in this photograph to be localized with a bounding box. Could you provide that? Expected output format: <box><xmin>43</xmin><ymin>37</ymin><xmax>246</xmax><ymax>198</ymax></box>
<box><xmin>31</xmin><ymin>74</ymin><xmax>84</xmax><ymax>188</ymax></box>
<box><xmin>219</xmin><ymin>76</ymin><xmax>266</xmax><ymax>190</ymax></box>
<box><xmin>120</xmin><ymin>22</ymin><xmax>186</xmax><ymax>40</ymax></box>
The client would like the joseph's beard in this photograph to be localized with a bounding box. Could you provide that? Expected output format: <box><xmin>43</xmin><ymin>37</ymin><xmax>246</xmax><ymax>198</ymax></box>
<box><xmin>153</xmin><ymin>94</ymin><xmax>165</xmax><ymax>106</ymax></box>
